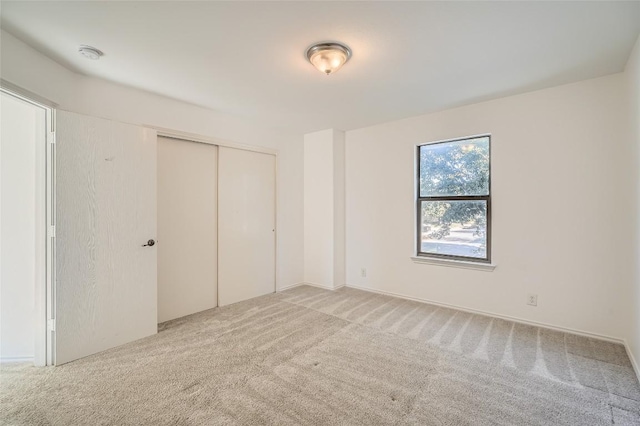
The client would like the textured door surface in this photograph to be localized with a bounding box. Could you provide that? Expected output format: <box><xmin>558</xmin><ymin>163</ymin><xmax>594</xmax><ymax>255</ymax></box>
<box><xmin>157</xmin><ymin>136</ymin><xmax>217</xmax><ymax>322</ymax></box>
<box><xmin>55</xmin><ymin>110</ymin><xmax>157</xmax><ymax>365</ymax></box>
<box><xmin>218</xmin><ymin>147</ymin><xmax>276</xmax><ymax>306</ymax></box>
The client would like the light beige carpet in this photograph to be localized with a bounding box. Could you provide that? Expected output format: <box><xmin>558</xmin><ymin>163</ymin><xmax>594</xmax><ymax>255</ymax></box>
<box><xmin>1</xmin><ymin>285</ymin><xmax>639</xmax><ymax>425</ymax></box>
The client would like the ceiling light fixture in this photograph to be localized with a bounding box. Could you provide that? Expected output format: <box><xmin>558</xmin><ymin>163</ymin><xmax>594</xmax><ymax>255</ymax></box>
<box><xmin>306</xmin><ymin>42</ymin><xmax>351</xmax><ymax>75</ymax></box>
<box><xmin>78</xmin><ymin>45</ymin><xmax>103</xmax><ymax>60</ymax></box>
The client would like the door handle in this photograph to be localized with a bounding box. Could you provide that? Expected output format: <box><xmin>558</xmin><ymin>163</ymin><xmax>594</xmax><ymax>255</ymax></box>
<box><xmin>142</xmin><ymin>239</ymin><xmax>156</xmax><ymax>247</ymax></box>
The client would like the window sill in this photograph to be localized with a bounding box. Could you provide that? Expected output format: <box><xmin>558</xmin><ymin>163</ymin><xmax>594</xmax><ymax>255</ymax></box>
<box><xmin>411</xmin><ymin>256</ymin><xmax>496</xmax><ymax>271</ymax></box>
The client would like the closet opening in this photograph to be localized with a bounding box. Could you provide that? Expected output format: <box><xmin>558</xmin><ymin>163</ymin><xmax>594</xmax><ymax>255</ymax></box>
<box><xmin>156</xmin><ymin>134</ymin><xmax>277</xmax><ymax>325</ymax></box>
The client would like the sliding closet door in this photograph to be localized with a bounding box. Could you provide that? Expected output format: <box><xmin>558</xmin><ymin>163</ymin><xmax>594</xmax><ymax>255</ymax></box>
<box><xmin>55</xmin><ymin>110</ymin><xmax>157</xmax><ymax>365</ymax></box>
<box><xmin>157</xmin><ymin>137</ymin><xmax>217</xmax><ymax>322</ymax></box>
<box><xmin>218</xmin><ymin>147</ymin><xmax>276</xmax><ymax>306</ymax></box>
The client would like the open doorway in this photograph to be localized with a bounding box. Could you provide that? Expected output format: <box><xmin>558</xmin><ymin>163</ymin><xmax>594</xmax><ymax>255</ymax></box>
<box><xmin>0</xmin><ymin>86</ymin><xmax>53</xmax><ymax>366</ymax></box>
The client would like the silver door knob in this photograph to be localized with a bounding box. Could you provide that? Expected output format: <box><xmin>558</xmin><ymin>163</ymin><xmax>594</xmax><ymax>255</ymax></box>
<box><xmin>142</xmin><ymin>239</ymin><xmax>155</xmax><ymax>247</ymax></box>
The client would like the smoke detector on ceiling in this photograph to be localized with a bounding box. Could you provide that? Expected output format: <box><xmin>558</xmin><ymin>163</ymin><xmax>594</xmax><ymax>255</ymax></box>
<box><xmin>78</xmin><ymin>45</ymin><xmax>103</xmax><ymax>60</ymax></box>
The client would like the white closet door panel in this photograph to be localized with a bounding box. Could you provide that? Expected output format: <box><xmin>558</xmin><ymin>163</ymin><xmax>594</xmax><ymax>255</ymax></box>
<box><xmin>157</xmin><ymin>137</ymin><xmax>217</xmax><ymax>322</ymax></box>
<box><xmin>218</xmin><ymin>147</ymin><xmax>275</xmax><ymax>306</ymax></box>
<box><xmin>0</xmin><ymin>92</ymin><xmax>45</xmax><ymax>362</ymax></box>
<box><xmin>56</xmin><ymin>110</ymin><xmax>157</xmax><ymax>365</ymax></box>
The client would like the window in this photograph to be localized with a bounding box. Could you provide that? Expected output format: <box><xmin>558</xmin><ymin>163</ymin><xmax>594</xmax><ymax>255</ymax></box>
<box><xmin>416</xmin><ymin>135</ymin><xmax>491</xmax><ymax>263</ymax></box>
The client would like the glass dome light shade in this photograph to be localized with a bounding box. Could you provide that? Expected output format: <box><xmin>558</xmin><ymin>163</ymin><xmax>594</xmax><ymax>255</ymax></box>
<box><xmin>306</xmin><ymin>43</ymin><xmax>352</xmax><ymax>75</ymax></box>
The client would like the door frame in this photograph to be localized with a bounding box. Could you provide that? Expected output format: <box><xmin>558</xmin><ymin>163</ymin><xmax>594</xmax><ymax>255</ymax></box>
<box><xmin>156</xmin><ymin>129</ymin><xmax>279</xmax><ymax>294</ymax></box>
<box><xmin>0</xmin><ymin>81</ymin><xmax>56</xmax><ymax>366</ymax></box>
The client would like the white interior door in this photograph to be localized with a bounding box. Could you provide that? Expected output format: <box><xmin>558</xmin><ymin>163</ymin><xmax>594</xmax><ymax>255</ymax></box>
<box><xmin>0</xmin><ymin>92</ymin><xmax>46</xmax><ymax>364</ymax></box>
<box><xmin>55</xmin><ymin>110</ymin><xmax>157</xmax><ymax>365</ymax></box>
<box><xmin>218</xmin><ymin>147</ymin><xmax>275</xmax><ymax>306</ymax></box>
<box><xmin>157</xmin><ymin>136</ymin><xmax>217</xmax><ymax>322</ymax></box>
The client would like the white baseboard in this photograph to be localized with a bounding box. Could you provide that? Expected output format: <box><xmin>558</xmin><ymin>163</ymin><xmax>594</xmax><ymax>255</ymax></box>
<box><xmin>278</xmin><ymin>282</ymin><xmax>345</xmax><ymax>292</ymax></box>
<box><xmin>0</xmin><ymin>356</ymin><xmax>34</xmax><ymax>364</ymax></box>
<box><xmin>346</xmin><ymin>283</ymin><xmax>625</xmax><ymax>345</ymax></box>
<box><xmin>624</xmin><ymin>339</ymin><xmax>640</xmax><ymax>383</ymax></box>
<box><xmin>277</xmin><ymin>282</ymin><xmax>306</xmax><ymax>292</ymax></box>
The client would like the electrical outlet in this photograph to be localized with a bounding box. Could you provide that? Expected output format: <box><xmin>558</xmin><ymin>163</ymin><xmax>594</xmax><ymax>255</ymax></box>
<box><xmin>527</xmin><ymin>294</ymin><xmax>538</xmax><ymax>307</ymax></box>
<box><xmin>361</xmin><ymin>268</ymin><xmax>367</xmax><ymax>278</ymax></box>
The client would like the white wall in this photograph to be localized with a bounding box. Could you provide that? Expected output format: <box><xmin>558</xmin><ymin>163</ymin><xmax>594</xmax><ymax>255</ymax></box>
<box><xmin>303</xmin><ymin>129</ymin><xmax>345</xmax><ymax>289</ymax></box>
<box><xmin>0</xmin><ymin>93</ymin><xmax>45</xmax><ymax>361</ymax></box>
<box><xmin>304</xmin><ymin>130</ymin><xmax>335</xmax><ymax>287</ymax></box>
<box><xmin>625</xmin><ymin>35</ymin><xmax>640</xmax><ymax>372</ymax></box>
<box><xmin>0</xmin><ymin>30</ymin><xmax>303</xmax><ymax>290</ymax></box>
<box><xmin>345</xmin><ymin>72</ymin><xmax>632</xmax><ymax>340</ymax></box>
<box><xmin>333</xmin><ymin>130</ymin><xmax>346</xmax><ymax>288</ymax></box>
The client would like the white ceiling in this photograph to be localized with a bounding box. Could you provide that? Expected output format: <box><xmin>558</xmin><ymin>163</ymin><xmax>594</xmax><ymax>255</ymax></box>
<box><xmin>2</xmin><ymin>1</ymin><xmax>639</xmax><ymax>134</ymax></box>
